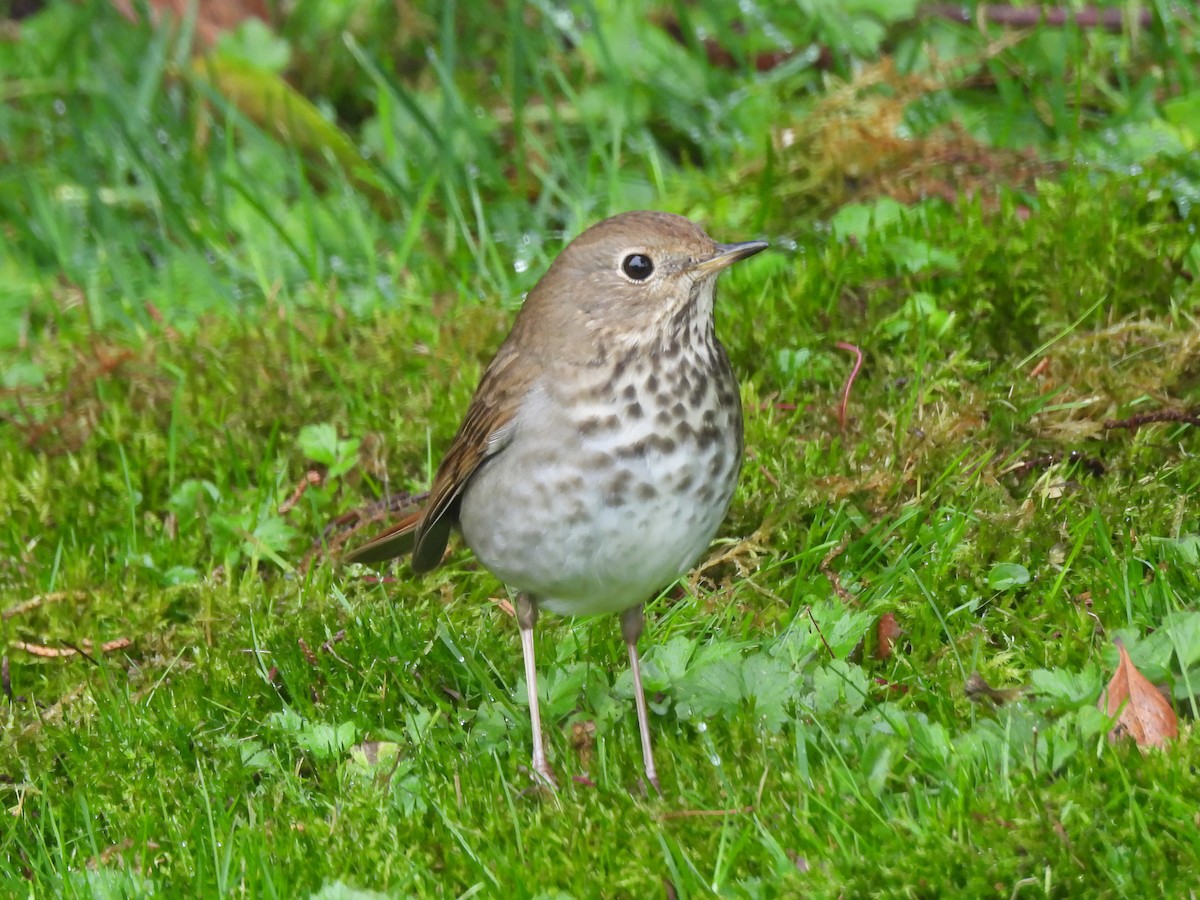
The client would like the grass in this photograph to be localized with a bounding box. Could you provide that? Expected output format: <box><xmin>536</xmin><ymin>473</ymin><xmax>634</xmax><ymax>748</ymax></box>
<box><xmin>2</xmin><ymin>0</ymin><xmax>1200</xmax><ymax>896</ymax></box>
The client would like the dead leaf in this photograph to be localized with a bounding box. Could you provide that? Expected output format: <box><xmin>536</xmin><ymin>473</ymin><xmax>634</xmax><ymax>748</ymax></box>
<box><xmin>349</xmin><ymin>740</ymin><xmax>401</xmax><ymax>769</ymax></box>
<box><xmin>569</xmin><ymin>720</ymin><xmax>597</xmax><ymax>769</ymax></box>
<box><xmin>875</xmin><ymin>613</ymin><xmax>901</xmax><ymax>660</ymax></box>
<box><xmin>1099</xmin><ymin>640</ymin><xmax>1178</xmax><ymax>748</ymax></box>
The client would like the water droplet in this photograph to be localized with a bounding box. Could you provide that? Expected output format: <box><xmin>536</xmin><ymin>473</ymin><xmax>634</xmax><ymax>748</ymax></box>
<box><xmin>709</xmin><ymin>753</ymin><xmax>721</xmax><ymax>766</ymax></box>
<box><xmin>696</xmin><ymin>721</ymin><xmax>707</xmax><ymax>733</ymax></box>
<box><xmin>53</xmin><ymin>98</ymin><xmax>66</xmax><ymax>116</ymax></box>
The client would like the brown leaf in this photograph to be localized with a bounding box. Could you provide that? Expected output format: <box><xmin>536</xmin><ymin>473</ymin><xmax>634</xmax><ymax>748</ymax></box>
<box><xmin>569</xmin><ymin>720</ymin><xmax>597</xmax><ymax>769</ymax></box>
<box><xmin>1099</xmin><ymin>640</ymin><xmax>1178</xmax><ymax>749</ymax></box>
<box><xmin>875</xmin><ymin>613</ymin><xmax>901</xmax><ymax>660</ymax></box>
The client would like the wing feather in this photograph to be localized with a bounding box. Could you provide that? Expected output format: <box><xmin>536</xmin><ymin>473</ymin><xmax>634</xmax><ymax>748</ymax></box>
<box><xmin>344</xmin><ymin>342</ymin><xmax>533</xmax><ymax>572</ymax></box>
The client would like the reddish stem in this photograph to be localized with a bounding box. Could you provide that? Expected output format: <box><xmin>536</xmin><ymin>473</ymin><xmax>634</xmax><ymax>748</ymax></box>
<box><xmin>834</xmin><ymin>342</ymin><xmax>864</xmax><ymax>432</ymax></box>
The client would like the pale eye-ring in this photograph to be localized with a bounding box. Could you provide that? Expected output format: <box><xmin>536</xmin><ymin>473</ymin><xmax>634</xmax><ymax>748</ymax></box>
<box><xmin>621</xmin><ymin>253</ymin><xmax>654</xmax><ymax>281</ymax></box>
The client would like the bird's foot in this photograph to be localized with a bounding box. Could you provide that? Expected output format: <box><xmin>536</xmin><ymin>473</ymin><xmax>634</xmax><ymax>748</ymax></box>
<box><xmin>521</xmin><ymin>760</ymin><xmax>559</xmax><ymax>794</ymax></box>
<box><xmin>641</xmin><ymin>769</ymin><xmax>662</xmax><ymax>796</ymax></box>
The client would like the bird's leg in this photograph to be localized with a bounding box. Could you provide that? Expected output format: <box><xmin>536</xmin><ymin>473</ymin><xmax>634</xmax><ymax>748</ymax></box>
<box><xmin>620</xmin><ymin>604</ymin><xmax>661</xmax><ymax>792</ymax></box>
<box><xmin>516</xmin><ymin>592</ymin><xmax>557</xmax><ymax>788</ymax></box>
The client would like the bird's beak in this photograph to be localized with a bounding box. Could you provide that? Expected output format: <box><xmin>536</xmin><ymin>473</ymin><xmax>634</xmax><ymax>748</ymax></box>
<box><xmin>691</xmin><ymin>240</ymin><xmax>769</xmax><ymax>277</ymax></box>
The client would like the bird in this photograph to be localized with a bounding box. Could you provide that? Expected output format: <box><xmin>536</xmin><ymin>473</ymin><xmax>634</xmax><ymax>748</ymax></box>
<box><xmin>344</xmin><ymin>210</ymin><xmax>767</xmax><ymax>789</ymax></box>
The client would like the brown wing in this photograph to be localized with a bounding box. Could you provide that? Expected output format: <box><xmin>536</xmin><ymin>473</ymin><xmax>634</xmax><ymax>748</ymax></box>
<box><xmin>339</xmin><ymin>509</ymin><xmax>421</xmax><ymax>565</ymax></box>
<box><xmin>343</xmin><ymin>343</ymin><xmax>533</xmax><ymax>572</ymax></box>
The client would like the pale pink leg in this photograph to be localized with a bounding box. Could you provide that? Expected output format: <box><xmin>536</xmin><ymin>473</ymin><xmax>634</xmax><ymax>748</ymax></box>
<box><xmin>621</xmin><ymin>605</ymin><xmax>660</xmax><ymax>792</ymax></box>
<box><xmin>517</xmin><ymin>593</ymin><xmax>557</xmax><ymax>788</ymax></box>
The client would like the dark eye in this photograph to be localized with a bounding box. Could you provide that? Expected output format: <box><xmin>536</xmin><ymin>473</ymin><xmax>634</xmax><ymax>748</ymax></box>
<box><xmin>621</xmin><ymin>253</ymin><xmax>654</xmax><ymax>281</ymax></box>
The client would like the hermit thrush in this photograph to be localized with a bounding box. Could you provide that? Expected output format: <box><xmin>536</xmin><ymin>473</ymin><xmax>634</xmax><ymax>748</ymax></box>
<box><xmin>345</xmin><ymin>211</ymin><xmax>767</xmax><ymax>789</ymax></box>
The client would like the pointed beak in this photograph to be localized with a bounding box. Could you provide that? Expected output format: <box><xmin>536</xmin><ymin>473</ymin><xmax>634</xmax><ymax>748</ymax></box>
<box><xmin>691</xmin><ymin>240</ymin><xmax>769</xmax><ymax>277</ymax></box>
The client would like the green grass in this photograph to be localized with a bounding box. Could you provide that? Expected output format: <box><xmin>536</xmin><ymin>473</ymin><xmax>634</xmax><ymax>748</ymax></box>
<box><xmin>3</xmin><ymin>1</ymin><xmax>1200</xmax><ymax>896</ymax></box>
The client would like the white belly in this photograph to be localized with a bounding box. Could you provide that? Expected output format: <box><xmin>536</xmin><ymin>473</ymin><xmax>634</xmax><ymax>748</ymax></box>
<box><xmin>458</xmin><ymin>380</ymin><xmax>740</xmax><ymax>616</ymax></box>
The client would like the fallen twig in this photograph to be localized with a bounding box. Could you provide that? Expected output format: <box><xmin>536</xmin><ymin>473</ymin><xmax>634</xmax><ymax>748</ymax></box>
<box><xmin>10</xmin><ymin>637</ymin><xmax>131</xmax><ymax>658</ymax></box>
<box><xmin>279</xmin><ymin>470</ymin><xmax>323</xmax><ymax>514</ymax></box>
<box><xmin>820</xmin><ymin>534</ymin><xmax>853</xmax><ymax>603</ymax></box>
<box><xmin>1002</xmin><ymin>451</ymin><xmax>1106</xmax><ymax>478</ymax></box>
<box><xmin>1104</xmin><ymin>410</ymin><xmax>1200</xmax><ymax>432</ymax></box>
<box><xmin>2</xmin><ymin>591</ymin><xmax>89</xmax><ymax>621</ymax></box>
<box><xmin>320</xmin><ymin>629</ymin><xmax>347</xmax><ymax>656</ymax></box>
<box><xmin>806</xmin><ymin>606</ymin><xmax>836</xmax><ymax>658</ymax></box>
<box><xmin>745</xmin><ymin>447</ymin><xmax>780</xmax><ymax>489</ymax></box>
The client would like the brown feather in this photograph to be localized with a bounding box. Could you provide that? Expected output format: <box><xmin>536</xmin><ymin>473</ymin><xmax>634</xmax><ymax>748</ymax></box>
<box><xmin>411</xmin><ymin>341</ymin><xmax>533</xmax><ymax>571</ymax></box>
<box><xmin>341</xmin><ymin>510</ymin><xmax>421</xmax><ymax>564</ymax></box>
<box><xmin>345</xmin><ymin>340</ymin><xmax>537</xmax><ymax>572</ymax></box>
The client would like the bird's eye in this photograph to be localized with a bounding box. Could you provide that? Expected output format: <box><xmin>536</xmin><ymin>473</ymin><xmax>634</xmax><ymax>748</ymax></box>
<box><xmin>621</xmin><ymin>254</ymin><xmax>654</xmax><ymax>281</ymax></box>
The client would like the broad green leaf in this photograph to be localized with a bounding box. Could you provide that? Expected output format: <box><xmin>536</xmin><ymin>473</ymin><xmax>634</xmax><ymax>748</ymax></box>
<box><xmin>988</xmin><ymin>563</ymin><xmax>1031</xmax><ymax>591</ymax></box>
